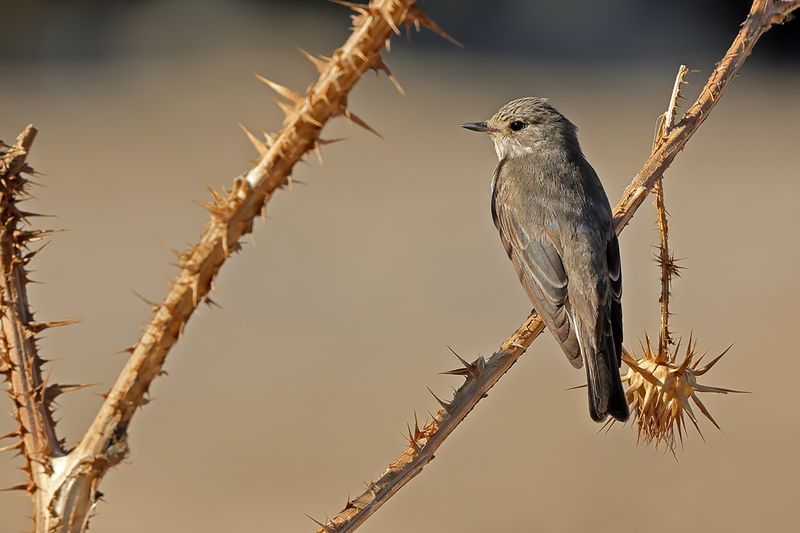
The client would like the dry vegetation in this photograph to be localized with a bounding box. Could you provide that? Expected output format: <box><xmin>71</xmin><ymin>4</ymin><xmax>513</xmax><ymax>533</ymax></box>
<box><xmin>2</xmin><ymin>1</ymin><xmax>799</xmax><ymax>532</ymax></box>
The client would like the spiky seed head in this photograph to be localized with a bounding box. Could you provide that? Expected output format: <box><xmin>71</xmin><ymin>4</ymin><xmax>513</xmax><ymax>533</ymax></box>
<box><xmin>618</xmin><ymin>336</ymin><xmax>744</xmax><ymax>453</ymax></box>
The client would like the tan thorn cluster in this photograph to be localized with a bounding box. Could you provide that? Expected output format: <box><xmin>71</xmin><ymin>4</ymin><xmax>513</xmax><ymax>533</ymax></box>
<box><xmin>615</xmin><ymin>335</ymin><xmax>745</xmax><ymax>453</ymax></box>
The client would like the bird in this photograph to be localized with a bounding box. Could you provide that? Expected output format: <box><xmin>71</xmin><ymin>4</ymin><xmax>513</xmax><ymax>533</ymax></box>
<box><xmin>462</xmin><ymin>97</ymin><xmax>628</xmax><ymax>422</ymax></box>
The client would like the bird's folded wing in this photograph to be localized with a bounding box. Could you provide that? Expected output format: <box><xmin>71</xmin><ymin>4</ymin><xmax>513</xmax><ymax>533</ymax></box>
<box><xmin>496</xmin><ymin>204</ymin><xmax>582</xmax><ymax>368</ymax></box>
<box><xmin>605</xmin><ymin>233</ymin><xmax>624</xmax><ymax>365</ymax></box>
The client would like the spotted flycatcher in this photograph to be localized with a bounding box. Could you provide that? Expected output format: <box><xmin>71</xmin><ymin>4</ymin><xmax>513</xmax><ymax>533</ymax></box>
<box><xmin>463</xmin><ymin>97</ymin><xmax>628</xmax><ymax>422</ymax></box>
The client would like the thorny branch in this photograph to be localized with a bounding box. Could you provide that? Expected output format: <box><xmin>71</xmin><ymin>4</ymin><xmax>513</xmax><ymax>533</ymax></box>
<box><xmin>653</xmin><ymin>182</ymin><xmax>673</xmax><ymax>352</ymax></box>
<box><xmin>305</xmin><ymin>2</ymin><xmax>800</xmax><ymax>532</ymax></box>
<box><xmin>0</xmin><ymin>126</ymin><xmax>61</xmax><ymax>487</ymax></box>
<box><xmin>0</xmin><ymin>142</ymin><xmax>110</xmax><ymax>521</ymax></box>
<box><xmin>1</xmin><ymin>126</ymin><xmax>90</xmax><ymax>529</ymax></box>
<box><xmin>653</xmin><ymin>65</ymin><xmax>689</xmax><ymax>356</ymax></box>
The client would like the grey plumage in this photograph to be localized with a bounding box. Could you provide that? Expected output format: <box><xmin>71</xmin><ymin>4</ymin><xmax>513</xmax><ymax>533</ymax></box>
<box><xmin>464</xmin><ymin>97</ymin><xmax>628</xmax><ymax>422</ymax></box>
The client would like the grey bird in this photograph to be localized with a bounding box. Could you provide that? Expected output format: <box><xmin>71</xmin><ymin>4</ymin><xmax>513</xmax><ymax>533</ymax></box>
<box><xmin>463</xmin><ymin>97</ymin><xmax>628</xmax><ymax>422</ymax></box>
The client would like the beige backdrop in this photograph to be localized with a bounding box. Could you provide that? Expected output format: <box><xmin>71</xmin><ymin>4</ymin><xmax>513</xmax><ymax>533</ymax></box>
<box><xmin>1</xmin><ymin>2</ymin><xmax>798</xmax><ymax>532</ymax></box>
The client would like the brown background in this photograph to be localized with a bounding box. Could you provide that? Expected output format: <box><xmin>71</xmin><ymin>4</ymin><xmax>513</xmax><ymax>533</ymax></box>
<box><xmin>1</xmin><ymin>1</ymin><xmax>798</xmax><ymax>532</ymax></box>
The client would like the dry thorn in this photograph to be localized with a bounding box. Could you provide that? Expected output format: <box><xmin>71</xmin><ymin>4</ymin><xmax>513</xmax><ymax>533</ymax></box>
<box><xmin>403</xmin><ymin>6</ymin><xmax>463</xmax><ymax>48</ymax></box>
<box><xmin>306</xmin><ymin>514</ymin><xmax>335</xmax><ymax>533</ymax></box>
<box><xmin>255</xmin><ymin>74</ymin><xmax>304</xmax><ymax>104</ymax></box>
<box><xmin>330</xmin><ymin>0</ymin><xmax>371</xmax><ymax>18</ymax></box>
<box><xmin>25</xmin><ymin>319</ymin><xmax>79</xmax><ymax>335</ymax></box>
<box><xmin>239</xmin><ymin>123</ymin><xmax>268</xmax><ymax>156</ymax></box>
<box><xmin>1</xmin><ymin>483</ymin><xmax>32</xmax><ymax>492</ymax></box>
<box><xmin>371</xmin><ymin>55</ymin><xmax>405</xmax><ymax>95</ymax></box>
<box><xmin>426</xmin><ymin>387</ymin><xmax>451</xmax><ymax>413</ymax></box>
<box><xmin>312</xmin><ymin>142</ymin><xmax>326</xmax><ymax>166</ymax></box>
<box><xmin>44</xmin><ymin>383</ymin><xmax>95</xmax><ymax>405</ymax></box>
<box><xmin>440</xmin><ymin>346</ymin><xmax>481</xmax><ymax>379</ymax></box>
<box><xmin>131</xmin><ymin>290</ymin><xmax>160</xmax><ymax>310</ymax></box>
<box><xmin>299</xmin><ymin>48</ymin><xmax>328</xmax><ymax>73</ymax></box>
<box><xmin>343</xmin><ymin>108</ymin><xmax>382</xmax><ymax>138</ymax></box>
<box><xmin>275</xmin><ymin>98</ymin><xmax>300</xmax><ymax>125</ymax></box>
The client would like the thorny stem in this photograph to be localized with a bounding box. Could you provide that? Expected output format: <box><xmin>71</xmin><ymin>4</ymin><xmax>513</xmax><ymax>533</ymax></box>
<box><xmin>306</xmin><ymin>2</ymin><xmax>800</xmax><ymax>532</ymax></box>
<box><xmin>0</xmin><ymin>127</ymin><xmax>64</xmax><ymax>514</ymax></box>
<box><xmin>654</xmin><ymin>65</ymin><xmax>688</xmax><ymax>358</ymax></box>
<box><xmin>1</xmin><ymin>127</ymin><xmax>87</xmax><ymax>529</ymax></box>
<box><xmin>653</xmin><ymin>179</ymin><xmax>672</xmax><ymax>356</ymax></box>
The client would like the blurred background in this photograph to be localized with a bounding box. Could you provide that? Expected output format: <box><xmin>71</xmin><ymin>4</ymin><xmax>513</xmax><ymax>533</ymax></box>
<box><xmin>1</xmin><ymin>1</ymin><xmax>798</xmax><ymax>532</ymax></box>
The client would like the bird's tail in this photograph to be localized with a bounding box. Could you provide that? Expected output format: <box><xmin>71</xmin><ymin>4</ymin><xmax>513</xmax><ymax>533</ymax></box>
<box><xmin>584</xmin><ymin>317</ymin><xmax>629</xmax><ymax>423</ymax></box>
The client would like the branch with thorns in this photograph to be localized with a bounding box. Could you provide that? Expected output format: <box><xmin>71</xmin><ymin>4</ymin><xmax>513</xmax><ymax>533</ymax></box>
<box><xmin>653</xmin><ymin>64</ymin><xmax>688</xmax><ymax>354</ymax></box>
<box><xmin>0</xmin><ymin>126</ymin><xmax>87</xmax><ymax>503</ymax></box>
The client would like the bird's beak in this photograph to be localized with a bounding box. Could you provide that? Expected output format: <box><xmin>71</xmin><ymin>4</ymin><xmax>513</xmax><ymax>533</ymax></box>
<box><xmin>461</xmin><ymin>121</ymin><xmax>496</xmax><ymax>133</ymax></box>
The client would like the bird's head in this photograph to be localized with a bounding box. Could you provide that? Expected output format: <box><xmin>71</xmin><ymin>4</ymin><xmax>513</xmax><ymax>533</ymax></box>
<box><xmin>462</xmin><ymin>96</ymin><xmax>578</xmax><ymax>160</ymax></box>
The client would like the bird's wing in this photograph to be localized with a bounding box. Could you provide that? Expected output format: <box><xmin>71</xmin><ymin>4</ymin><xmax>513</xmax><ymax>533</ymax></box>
<box><xmin>578</xmin><ymin>229</ymin><xmax>628</xmax><ymax>421</ymax></box>
<box><xmin>494</xmin><ymin>199</ymin><xmax>582</xmax><ymax>368</ymax></box>
<box><xmin>605</xmin><ymin>232</ymin><xmax>623</xmax><ymax>366</ymax></box>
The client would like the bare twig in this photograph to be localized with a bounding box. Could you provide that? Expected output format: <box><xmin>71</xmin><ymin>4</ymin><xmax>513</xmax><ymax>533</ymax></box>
<box><xmin>1</xmin><ymin>1</ymin><xmax>455</xmax><ymax>531</ymax></box>
<box><xmin>307</xmin><ymin>2</ymin><xmax>800</xmax><ymax>531</ymax></box>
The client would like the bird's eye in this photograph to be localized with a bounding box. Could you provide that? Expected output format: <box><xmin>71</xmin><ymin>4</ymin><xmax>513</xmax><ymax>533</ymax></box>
<box><xmin>510</xmin><ymin>120</ymin><xmax>525</xmax><ymax>131</ymax></box>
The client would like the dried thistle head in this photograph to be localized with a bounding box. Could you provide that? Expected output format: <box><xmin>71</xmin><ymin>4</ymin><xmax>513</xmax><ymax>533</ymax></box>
<box><xmin>618</xmin><ymin>334</ymin><xmax>745</xmax><ymax>452</ymax></box>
